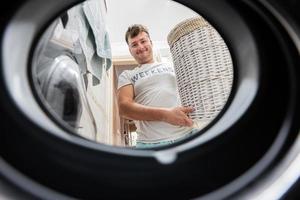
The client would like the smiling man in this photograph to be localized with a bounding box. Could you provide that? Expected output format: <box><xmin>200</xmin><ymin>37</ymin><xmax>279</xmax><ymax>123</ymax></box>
<box><xmin>117</xmin><ymin>24</ymin><xmax>196</xmax><ymax>148</ymax></box>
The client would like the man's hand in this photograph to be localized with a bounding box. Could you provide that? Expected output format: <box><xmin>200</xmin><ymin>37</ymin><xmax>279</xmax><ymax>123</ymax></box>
<box><xmin>162</xmin><ymin>106</ymin><xmax>194</xmax><ymax>127</ymax></box>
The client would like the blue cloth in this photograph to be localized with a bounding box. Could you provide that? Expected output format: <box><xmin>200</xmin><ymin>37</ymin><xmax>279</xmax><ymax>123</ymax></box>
<box><xmin>82</xmin><ymin>1</ymin><xmax>112</xmax><ymax>71</ymax></box>
<box><xmin>66</xmin><ymin>3</ymin><xmax>111</xmax><ymax>83</ymax></box>
<box><xmin>135</xmin><ymin>129</ymin><xmax>199</xmax><ymax>149</ymax></box>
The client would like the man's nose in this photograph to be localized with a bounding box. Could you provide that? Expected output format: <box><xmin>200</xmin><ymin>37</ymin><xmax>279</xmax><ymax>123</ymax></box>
<box><xmin>137</xmin><ymin>43</ymin><xmax>145</xmax><ymax>51</ymax></box>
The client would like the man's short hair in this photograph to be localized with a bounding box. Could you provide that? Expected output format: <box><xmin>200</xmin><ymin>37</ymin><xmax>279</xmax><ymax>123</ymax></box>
<box><xmin>125</xmin><ymin>24</ymin><xmax>150</xmax><ymax>44</ymax></box>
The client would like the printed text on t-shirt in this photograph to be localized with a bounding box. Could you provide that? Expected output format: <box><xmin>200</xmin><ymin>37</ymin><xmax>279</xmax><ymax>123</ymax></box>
<box><xmin>131</xmin><ymin>66</ymin><xmax>174</xmax><ymax>83</ymax></box>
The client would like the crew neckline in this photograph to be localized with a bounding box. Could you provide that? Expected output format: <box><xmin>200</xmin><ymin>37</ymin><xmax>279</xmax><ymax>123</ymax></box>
<box><xmin>139</xmin><ymin>62</ymin><xmax>159</xmax><ymax>68</ymax></box>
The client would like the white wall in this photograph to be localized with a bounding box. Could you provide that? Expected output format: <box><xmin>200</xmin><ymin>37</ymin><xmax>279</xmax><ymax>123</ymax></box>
<box><xmin>106</xmin><ymin>0</ymin><xmax>200</xmax><ymax>57</ymax></box>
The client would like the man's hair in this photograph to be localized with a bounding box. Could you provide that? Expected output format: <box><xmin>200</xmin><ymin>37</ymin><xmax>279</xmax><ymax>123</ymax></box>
<box><xmin>125</xmin><ymin>24</ymin><xmax>150</xmax><ymax>44</ymax></box>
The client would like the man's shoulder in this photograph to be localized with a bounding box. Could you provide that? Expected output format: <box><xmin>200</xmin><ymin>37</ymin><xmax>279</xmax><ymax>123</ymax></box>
<box><xmin>118</xmin><ymin>67</ymin><xmax>140</xmax><ymax>80</ymax></box>
<box><xmin>120</xmin><ymin>67</ymin><xmax>137</xmax><ymax>75</ymax></box>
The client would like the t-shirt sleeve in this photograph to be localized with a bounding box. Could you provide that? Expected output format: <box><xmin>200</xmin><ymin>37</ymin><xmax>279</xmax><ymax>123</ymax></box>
<box><xmin>117</xmin><ymin>70</ymin><xmax>132</xmax><ymax>90</ymax></box>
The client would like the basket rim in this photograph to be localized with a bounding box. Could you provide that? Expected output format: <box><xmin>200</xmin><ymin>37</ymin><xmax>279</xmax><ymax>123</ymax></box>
<box><xmin>167</xmin><ymin>16</ymin><xmax>208</xmax><ymax>47</ymax></box>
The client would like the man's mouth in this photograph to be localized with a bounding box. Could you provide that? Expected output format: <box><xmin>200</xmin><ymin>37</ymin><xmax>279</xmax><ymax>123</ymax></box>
<box><xmin>138</xmin><ymin>51</ymin><xmax>147</xmax><ymax>56</ymax></box>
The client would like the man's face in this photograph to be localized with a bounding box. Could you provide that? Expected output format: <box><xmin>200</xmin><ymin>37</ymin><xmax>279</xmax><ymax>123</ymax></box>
<box><xmin>128</xmin><ymin>31</ymin><xmax>154</xmax><ymax>64</ymax></box>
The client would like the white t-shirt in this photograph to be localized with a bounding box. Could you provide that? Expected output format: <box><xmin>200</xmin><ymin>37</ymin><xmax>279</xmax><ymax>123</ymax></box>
<box><xmin>117</xmin><ymin>62</ymin><xmax>193</xmax><ymax>143</ymax></box>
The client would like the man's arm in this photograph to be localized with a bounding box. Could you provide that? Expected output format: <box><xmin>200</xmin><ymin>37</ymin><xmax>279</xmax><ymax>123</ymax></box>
<box><xmin>117</xmin><ymin>85</ymin><xmax>194</xmax><ymax>127</ymax></box>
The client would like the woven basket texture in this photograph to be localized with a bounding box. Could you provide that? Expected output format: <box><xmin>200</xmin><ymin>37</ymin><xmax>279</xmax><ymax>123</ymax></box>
<box><xmin>168</xmin><ymin>16</ymin><xmax>233</xmax><ymax>127</ymax></box>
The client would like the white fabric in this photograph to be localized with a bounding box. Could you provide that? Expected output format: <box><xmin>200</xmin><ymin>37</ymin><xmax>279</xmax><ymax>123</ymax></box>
<box><xmin>117</xmin><ymin>62</ymin><xmax>193</xmax><ymax>143</ymax></box>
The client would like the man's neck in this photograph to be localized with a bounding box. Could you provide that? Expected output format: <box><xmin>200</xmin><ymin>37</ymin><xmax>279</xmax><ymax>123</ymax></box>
<box><xmin>140</xmin><ymin>59</ymin><xmax>154</xmax><ymax>64</ymax></box>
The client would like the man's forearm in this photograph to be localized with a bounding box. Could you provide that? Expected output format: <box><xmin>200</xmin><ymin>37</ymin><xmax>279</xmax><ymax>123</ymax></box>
<box><xmin>118</xmin><ymin>99</ymin><xmax>194</xmax><ymax>127</ymax></box>
<box><xmin>119</xmin><ymin>101</ymin><xmax>168</xmax><ymax>122</ymax></box>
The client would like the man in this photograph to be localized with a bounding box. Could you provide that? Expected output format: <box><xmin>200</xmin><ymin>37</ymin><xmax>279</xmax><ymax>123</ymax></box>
<box><xmin>117</xmin><ymin>24</ymin><xmax>195</xmax><ymax>148</ymax></box>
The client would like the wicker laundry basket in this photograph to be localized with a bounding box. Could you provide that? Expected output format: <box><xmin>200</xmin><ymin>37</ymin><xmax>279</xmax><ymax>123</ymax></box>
<box><xmin>167</xmin><ymin>16</ymin><xmax>233</xmax><ymax>129</ymax></box>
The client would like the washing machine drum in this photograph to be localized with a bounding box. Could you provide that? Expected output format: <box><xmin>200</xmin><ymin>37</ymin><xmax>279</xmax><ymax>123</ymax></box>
<box><xmin>0</xmin><ymin>0</ymin><xmax>299</xmax><ymax>199</ymax></box>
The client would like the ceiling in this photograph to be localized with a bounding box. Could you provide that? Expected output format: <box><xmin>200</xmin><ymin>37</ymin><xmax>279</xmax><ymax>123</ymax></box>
<box><xmin>105</xmin><ymin>0</ymin><xmax>200</xmax><ymax>58</ymax></box>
